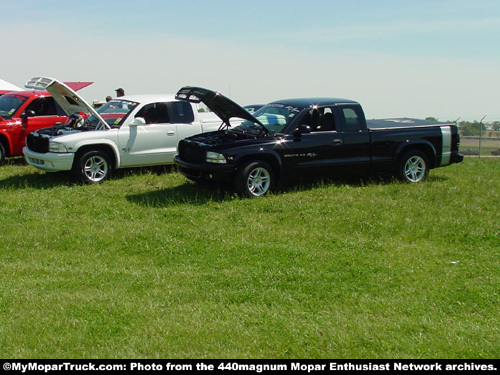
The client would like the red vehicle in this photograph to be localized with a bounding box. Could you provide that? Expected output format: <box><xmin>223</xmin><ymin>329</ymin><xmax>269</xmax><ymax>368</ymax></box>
<box><xmin>0</xmin><ymin>80</ymin><xmax>92</xmax><ymax>163</ymax></box>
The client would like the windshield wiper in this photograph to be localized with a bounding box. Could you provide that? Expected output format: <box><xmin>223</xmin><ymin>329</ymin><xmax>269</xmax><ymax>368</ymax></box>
<box><xmin>255</xmin><ymin>122</ymin><xmax>269</xmax><ymax>134</ymax></box>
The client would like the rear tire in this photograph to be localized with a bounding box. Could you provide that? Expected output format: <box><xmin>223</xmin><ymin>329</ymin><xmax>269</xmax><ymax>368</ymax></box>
<box><xmin>73</xmin><ymin>150</ymin><xmax>112</xmax><ymax>183</ymax></box>
<box><xmin>234</xmin><ymin>160</ymin><xmax>274</xmax><ymax>197</ymax></box>
<box><xmin>396</xmin><ymin>150</ymin><xmax>429</xmax><ymax>183</ymax></box>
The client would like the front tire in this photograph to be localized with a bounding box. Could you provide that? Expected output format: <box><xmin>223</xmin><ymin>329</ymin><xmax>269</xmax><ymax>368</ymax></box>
<box><xmin>0</xmin><ymin>142</ymin><xmax>5</xmax><ymax>164</ymax></box>
<box><xmin>73</xmin><ymin>150</ymin><xmax>112</xmax><ymax>183</ymax></box>
<box><xmin>235</xmin><ymin>160</ymin><xmax>274</xmax><ymax>197</ymax></box>
<box><xmin>397</xmin><ymin>150</ymin><xmax>429</xmax><ymax>183</ymax></box>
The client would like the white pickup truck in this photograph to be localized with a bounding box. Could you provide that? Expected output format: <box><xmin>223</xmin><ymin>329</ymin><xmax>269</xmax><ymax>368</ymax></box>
<box><xmin>23</xmin><ymin>77</ymin><xmax>224</xmax><ymax>183</ymax></box>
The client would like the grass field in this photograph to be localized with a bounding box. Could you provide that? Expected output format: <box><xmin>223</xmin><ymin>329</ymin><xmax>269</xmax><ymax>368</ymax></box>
<box><xmin>1</xmin><ymin>157</ymin><xmax>499</xmax><ymax>359</ymax></box>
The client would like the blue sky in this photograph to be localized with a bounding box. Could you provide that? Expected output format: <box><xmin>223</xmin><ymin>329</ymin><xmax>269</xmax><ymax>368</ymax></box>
<box><xmin>1</xmin><ymin>0</ymin><xmax>499</xmax><ymax>120</ymax></box>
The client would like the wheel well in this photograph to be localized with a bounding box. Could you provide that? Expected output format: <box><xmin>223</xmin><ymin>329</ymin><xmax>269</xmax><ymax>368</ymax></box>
<box><xmin>74</xmin><ymin>145</ymin><xmax>116</xmax><ymax>169</ymax></box>
<box><xmin>0</xmin><ymin>134</ymin><xmax>10</xmax><ymax>157</ymax></box>
<box><xmin>236</xmin><ymin>154</ymin><xmax>281</xmax><ymax>179</ymax></box>
<box><xmin>398</xmin><ymin>144</ymin><xmax>435</xmax><ymax>169</ymax></box>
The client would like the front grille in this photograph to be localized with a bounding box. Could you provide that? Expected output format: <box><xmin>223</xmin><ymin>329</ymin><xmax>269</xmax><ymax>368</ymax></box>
<box><xmin>26</xmin><ymin>133</ymin><xmax>49</xmax><ymax>153</ymax></box>
<box><xmin>178</xmin><ymin>140</ymin><xmax>205</xmax><ymax>164</ymax></box>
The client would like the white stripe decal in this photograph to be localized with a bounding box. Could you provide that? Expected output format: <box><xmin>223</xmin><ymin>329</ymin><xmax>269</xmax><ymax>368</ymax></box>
<box><xmin>440</xmin><ymin>126</ymin><xmax>452</xmax><ymax>166</ymax></box>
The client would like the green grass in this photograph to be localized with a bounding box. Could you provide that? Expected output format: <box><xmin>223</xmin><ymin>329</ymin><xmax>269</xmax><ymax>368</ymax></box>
<box><xmin>1</xmin><ymin>157</ymin><xmax>499</xmax><ymax>359</ymax></box>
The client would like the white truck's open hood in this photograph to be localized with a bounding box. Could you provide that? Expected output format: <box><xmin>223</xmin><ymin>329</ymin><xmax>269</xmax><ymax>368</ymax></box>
<box><xmin>25</xmin><ymin>77</ymin><xmax>110</xmax><ymax>129</ymax></box>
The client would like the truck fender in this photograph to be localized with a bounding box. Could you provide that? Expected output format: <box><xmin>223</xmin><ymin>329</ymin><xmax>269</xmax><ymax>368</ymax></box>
<box><xmin>73</xmin><ymin>139</ymin><xmax>122</xmax><ymax>168</ymax></box>
<box><xmin>395</xmin><ymin>140</ymin><xmax>436</xmax><ymax>168</ymax></box>
<box><xmin>235</xmin><ymin>149</ymin><xmax>282</xmax><ymax>176</ymax></box>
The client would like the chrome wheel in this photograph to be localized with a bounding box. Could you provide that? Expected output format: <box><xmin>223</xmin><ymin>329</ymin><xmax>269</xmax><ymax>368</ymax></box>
<box><xmin>397</xmin><ymin>150</ymin><xmax>429</xmax><ymax>183</ymax></box>
<box><xmin>84</xmin><ymin>155</ymin><xmax>109</xmax><ymax>182</ymax></box>
<box><xmin>247</xmin><ymin>166</ymin><xmax>271</xmax><ymax>197</ymax></box>
<box><xmin>403</xmin><ymin>155</ymin><xmax>426</xmax><ymax>182</ymax></box>
<box><xmin>74</xmin><ymin>150</ymin><xmax>112</xmax><ymax>183</ymax></box>
<box><xmin>235</xmin><ymin>160</ymin><xmax>275</xmax><ymax>198</ymax></box>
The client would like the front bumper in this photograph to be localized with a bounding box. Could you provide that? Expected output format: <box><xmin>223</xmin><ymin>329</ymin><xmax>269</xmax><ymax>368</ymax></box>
<box><xmin>174</xmin><ymin>155</ymin><xmax>235</xmax><ymax>181</ymax></box>
<box><xmin>23</xmin><ymin>147</ymin><xmax>75</xmax><ymax>172</ymax></box>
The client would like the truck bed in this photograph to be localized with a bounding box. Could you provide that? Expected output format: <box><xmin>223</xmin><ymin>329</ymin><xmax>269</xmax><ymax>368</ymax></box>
<box><xmin>367</xmin><ymin>118</ymin><xmax>454</xmax><ymax>130</ymax></box>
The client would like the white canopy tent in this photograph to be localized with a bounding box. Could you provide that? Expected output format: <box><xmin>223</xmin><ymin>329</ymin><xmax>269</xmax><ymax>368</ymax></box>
<box><xmin>0</xmin><ymin>79</ymin><xmax>22</xmax><ymax>93</ymax></box>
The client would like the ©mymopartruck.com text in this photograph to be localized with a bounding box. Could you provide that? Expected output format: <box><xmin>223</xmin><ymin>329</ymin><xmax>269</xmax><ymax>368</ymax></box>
<box><xmin>2</xmin><ymin>360</ymin><xmax>498</xmax><ymax>373</ymax></box>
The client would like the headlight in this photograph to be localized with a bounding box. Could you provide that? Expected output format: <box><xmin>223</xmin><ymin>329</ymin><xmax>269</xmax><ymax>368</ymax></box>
<box><xmin>206</xmin><ymin>151</ymin><xmax>227</xmax><ymax>164</ymax></box>
<box><xmin>48</xmin><ymin>142</ymin><xmax>68</xmax><ymax>153</ymax></box>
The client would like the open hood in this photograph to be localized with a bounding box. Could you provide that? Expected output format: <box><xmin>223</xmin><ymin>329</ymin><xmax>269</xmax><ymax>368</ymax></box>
<box><xmin>25</xmin><ymin>77</ymin><xmax>109</xmax><ymax>129</ymax></box>
<box><xmin>175</xmin><ymin>86</ymin><xmax>266</xmax><ymax>131</ymax></box>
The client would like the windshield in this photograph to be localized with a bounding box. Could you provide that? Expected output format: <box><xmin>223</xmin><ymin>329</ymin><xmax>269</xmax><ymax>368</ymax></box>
<box><xmin>85</xmin><ymin>99</ymin><xmax>139</xmax><ymax>128</ymax></box>
<box><xmin>0</xmin><ymin>94</ymin><xmax>28</xmax><ymax>120</ymax></box>
<box><xmin>235</xmin><ymin>103</ymin><xmax>304</xmax><ymax>133</ymax></box>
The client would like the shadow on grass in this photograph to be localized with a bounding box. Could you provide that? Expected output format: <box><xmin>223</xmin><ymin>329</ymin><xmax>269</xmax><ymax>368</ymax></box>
<box><xmin>0</xmin><ymin>164</ymin><xmax>178</xmax><ymax>190</ymax></box>
<box><xmin>275</xmin><ymin>173</ymin><xmax>396</xmax><ymax>194</ymax></box>
<box><xmin>127</xmin><ymin>172</ymin><xmax>442</xmax><ymax>207</ymax></box>
<box><xmin>110</xmin><ymin>165</ymin><xmax>177</xmax><ymax>180</ymax></box>
<box><xmin>126</xmin><ymin>181</ymin><xmax>234</xmax><ymax>207</ymax></box>
<box><xmin>0</xmin><ymin>170</ymin><xmax>75</xmax><ymax>189</ymax></box>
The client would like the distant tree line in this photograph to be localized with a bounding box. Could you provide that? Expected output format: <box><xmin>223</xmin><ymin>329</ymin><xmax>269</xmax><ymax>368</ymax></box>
<box><xmin>424</xmin><ymin>117</ymin><xmax>500</xmax><ymax>137</ymax></box>
<box><xmin>459</xmin><ymin>121</ymin><xmax>500</xmax><ymax>137</ymax></box>
<box><xmin>459</xmin><ymin>121</ymin><xmax>487</xmax><ymax>136</ymax></box>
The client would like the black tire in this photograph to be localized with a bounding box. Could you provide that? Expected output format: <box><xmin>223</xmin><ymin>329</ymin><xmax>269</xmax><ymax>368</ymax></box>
<box><xmin>234</xmin><ymin>160</ymin><xmax>274</xmax><ymax>197</ymax></box>
<box><xmin>396</xmin><ymin>150</ymin><xmax>429</xmax><ymax>183</ymax></box>
<box><xmin>73</xmin><ymin>150</ymin><xmax>112</xmax><ymax>183</ymax></box>
<box><xmin>186</xmin><ymin>176</ymin><xmax>205</xmax><ymax>184</ymax></box>
<box><xmin>0</xmin><ymin>142</ymin><xmax>5</xmax><ymax>164</ymax></box>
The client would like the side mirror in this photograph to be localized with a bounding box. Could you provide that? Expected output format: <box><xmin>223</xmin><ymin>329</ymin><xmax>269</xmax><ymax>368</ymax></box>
<box><xmin>21</xmin><ymin>110</ymin><xmax>36</xmax><ymax>119</ymax></box>
<box><xmin>293</xmin><ymin>125</ymin><xmax>311</xmax><ymax>137</ymax></box>
<box><xmin>130</xmin><ymin>117</ymin><xmax>146</xmax><ymax>127</ymax></box>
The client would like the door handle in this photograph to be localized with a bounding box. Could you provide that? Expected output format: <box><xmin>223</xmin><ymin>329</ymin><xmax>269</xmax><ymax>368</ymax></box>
<box><xmin>167</xmin><ymin>131</ymin><xmax>176</xmax><ymax>136</ymax></box>
<box><xmin>333</xmin><ymin>139</ymin><xmax>343</xmax><ymax>145</ymax></box>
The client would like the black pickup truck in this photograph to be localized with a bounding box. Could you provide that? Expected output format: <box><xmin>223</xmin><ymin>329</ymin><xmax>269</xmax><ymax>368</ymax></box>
<box><xmin>174</xmin><ymin>87</ymin><xmax>463</xmax><ymax>197</ymax></box>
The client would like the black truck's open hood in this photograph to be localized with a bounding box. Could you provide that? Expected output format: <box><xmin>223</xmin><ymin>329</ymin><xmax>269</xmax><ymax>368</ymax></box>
<box><xmin>175</xmin><ymin>86</ymin><xmax>266</xmax><ymax>131</ymax></box>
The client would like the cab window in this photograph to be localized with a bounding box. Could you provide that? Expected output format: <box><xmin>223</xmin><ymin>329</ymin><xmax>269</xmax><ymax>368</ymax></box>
<box><xmin>167</xmin><ymin>101</ymin><xmax>194</xmax><ymax>124</ymax></box>
<box><xmin>134</xmin><ymin>102</ymin><xmax>195</xmax><ymax>125</ymax></box>
<box><xmin>342</xmin><ymin>107</ymin><xmax>362</xmax><ymax>132</ymax></box>
<box><xmin>299</xmin><ymin>107</ymin><xmax>336</xmax><ymax>132</ymax></box>
<box><xmin>136</xmin><ymin>103</ymin><xmax>170</xmax><ymax>124</ymax></box>
<box><xmin>25</xmin><ymin>97</ymin><xmax>64</xmax><ymax>116</ymax></box>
